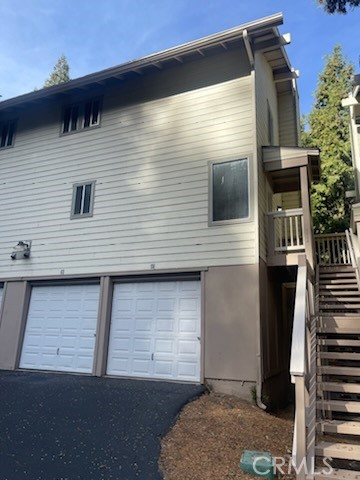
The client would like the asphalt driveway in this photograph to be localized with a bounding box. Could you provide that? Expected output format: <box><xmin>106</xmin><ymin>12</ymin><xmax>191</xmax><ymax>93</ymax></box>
<box><xmin>0</xmin><ymin>371</ymin><xmax>205</xmax><ymax>480</ymax></box>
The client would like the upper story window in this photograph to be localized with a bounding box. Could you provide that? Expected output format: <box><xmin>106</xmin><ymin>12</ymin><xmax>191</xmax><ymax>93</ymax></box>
<box><xmin>0</xmin><ymin>120</ymin><xmax>16</xmax><ymax>148</ymax></box>
<box><xmin>71</xmin><ymin>181</ymin><xmax>96</xmax><ymax>219</ymax></box>
<box><xmin>210</xmin><ymin>158</ymin><xmax>250</xmax><ymax>224</ymax></box>
<box><xmin>62</xmin><ymin>98</ymin><xmax>101</xmax><ymax>134</ymax></box>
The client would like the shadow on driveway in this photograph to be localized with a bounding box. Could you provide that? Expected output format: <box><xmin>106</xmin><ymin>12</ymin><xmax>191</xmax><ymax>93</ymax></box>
<box><xmin>0</xmin><ymin>371</ymin><xmax>206</xmax><ymax>480</ymax></box>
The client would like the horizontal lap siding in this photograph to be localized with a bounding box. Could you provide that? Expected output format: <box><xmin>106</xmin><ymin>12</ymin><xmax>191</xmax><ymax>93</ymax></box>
<box><xmin>0</xmin><ymin>67</ymin><xmax>256</xmax><ymax>277</ymax></box>
<box><xmin>278</xmin><ymin>93</ymin><xmax>298</xmax><ymax>147</ymax></box>
<box><xmin>255</xmin><ymin>53</ymin><xmax>279</xmax><ymax>261</ymax></box>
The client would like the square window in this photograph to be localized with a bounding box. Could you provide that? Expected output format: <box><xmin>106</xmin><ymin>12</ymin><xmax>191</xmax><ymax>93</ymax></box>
<box><xmin>210</xmin><ymin>158</ymin><xmax>249</xmax><ymax>223</ymax></box>
<box><xmin>62</xmin><ymin>98</ymin><xmax>101</xmax><ymax>135</ymax></box>
<box><xmin>71</xmin><ymin>181</ymin><xmax>95</xmax><ymax>218</ymax></box>
<box><xmin>0</xmin><ymin>120</ymin><xmax>16</xmax><ymax>148</ymax></box>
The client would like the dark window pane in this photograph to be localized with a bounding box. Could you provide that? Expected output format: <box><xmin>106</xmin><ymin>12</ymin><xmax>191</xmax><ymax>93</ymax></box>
<box><xmin>84</xmin><ymin>102</ymin><xmax>91</xmax><ymax>128</ymax></box>
<box><xmin>1</xmin><ymin>124</ymin><xmax>7</xmax><ymax>148</ymax></box>
<box><xmin>212</xmin><ymin>159</ymin><xmax>249</xmax><ymax>222</ymax></box>
<box><xmin>74</xmin><ymin>186</ymin><xmax>83</xmax><ymax>215</ymax></box>
<box><xmin>71</xmin><ymin>106</ymin><xmax>79</xmax><ymax>131</ymax></box>
<box><xmin>63</xmin><ymin>107</ymin><xmax>71</xmax><ymax>133</ymax></box>
<box><xmin>91</xmin><ymin>100</ymin><xmax>99</xmax><ymax>125</ymax></box>
<box><xmin>83</xmin><ymin>184</ymin><xmax>92</xmax><ymax>214</ymax></box>
<box><xmin>7</xmin><ymin>122</ymin><xmax>15</xmax><ymax>146</ymax></box>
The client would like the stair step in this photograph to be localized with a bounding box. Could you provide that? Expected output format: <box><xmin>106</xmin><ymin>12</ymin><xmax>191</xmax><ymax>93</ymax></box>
<box><xmin>318</xmin><ymin>366</ymin><xmax>360</xmax><ymax>376</ymax></box>
<box><xmin>319</xmin><ymin>419</ymin><xmax>360</xmax><ymax>435</ymax></box>
<box><xmin>315</xmin><ymin>441</ymin><xmax>360</xmax><ymax>460</ymax></box>
<box><xmin>320</xmin><ymin>273</ymin><xmax>357</xmax><ymax>278</ymax></box>
<box><xmin>318</xmin><ymin>339</ymin><xmax>360</xmax><ymax>347</ymax></box>
<box><xmin>320</xmin><ymin>284</ymin><xmax>359</xmax><ymax>290</ymax></box>
<box><xmin>320</xmin><ymin>266</ymin><xmax>354</xmax><ymax>271</ymax></box>
<box><xmin>320</xmin><ymin>304</ymin><xmax>360</xmax><ymax>309</ymax></box>
<box><xmin>317</xmin><ymin>400</ymin><xmax>360</xmax><ymax>413</ymax></box>
<box><xmin>319</xmin><ymin>291</ymin><xmax>360</xmax><ymax>296</ymax></box>
<box><xmin>319</xmin><ymin>382</ymin><xmax>360</xmax><ymax>394</ymax></box>
<box><xmin>319</xmin><ymin>352</ymin><xmax>360</xmax><ymax>360</ymax></box>
<box><xmin>320</xmin><ymin>297</ymin><xmax>360</xmax><ymax>303</ymax></box>
<box><xmin>317</xmin><ymin>317</ymin><xmax>360</xmax><ymax>333</ymax></box>
<box><xmin>314</xmin><ymin>469</ymin><xmax>360</xmax><ymax>480</ymax></box>
<box><xmin>320</xmin><ymin>279</ymin><xmax>360</xmax><ymax>284</ymax></box>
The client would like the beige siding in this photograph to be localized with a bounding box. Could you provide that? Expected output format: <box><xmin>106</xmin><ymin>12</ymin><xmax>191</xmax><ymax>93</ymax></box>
<box><xmin>0</xmin><ymin>52</ymin><xmax>257</xmax><ymax>277</ymax></box>
<box><xmin>254</xmin><ymin>52</ymin><xmax>279</xmax><ymax>261</ymax></box>
<box><xmin>278</xmin><ymin>91</ymin><xmax>299</xmax><ymax>147</ymax></box>
<box><xmin>281</xmin><ymin>191</ymin><xmax>301</xmax><ymax>210</ymax></box>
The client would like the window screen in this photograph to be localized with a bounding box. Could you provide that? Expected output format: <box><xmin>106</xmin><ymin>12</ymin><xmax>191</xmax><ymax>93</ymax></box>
<box><xmin>212</xmin><ymin>159</ymin><xmax>249</xmax><ymax>222</ymax></box>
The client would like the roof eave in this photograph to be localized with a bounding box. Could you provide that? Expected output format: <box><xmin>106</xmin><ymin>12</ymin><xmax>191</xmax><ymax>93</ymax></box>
<box><xmin>0</xmin><ymin>12</ymin><xmax>284</xmax><ymax>112</ymax></box>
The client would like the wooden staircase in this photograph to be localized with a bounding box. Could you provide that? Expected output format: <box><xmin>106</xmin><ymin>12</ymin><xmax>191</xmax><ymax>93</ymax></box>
<box><xmin>315</xmin><ymin>265</ymin><xmax>360</xmax><ymax>478</ymax></box>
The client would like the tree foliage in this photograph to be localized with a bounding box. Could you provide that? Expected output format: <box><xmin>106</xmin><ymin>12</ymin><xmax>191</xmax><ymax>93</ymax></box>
<box><xmin>43</xmin><ymin>54</ymin><xmax>70</xmax><ymax>87</ymax></box>
<box><xmin>318</xmin><ymin>0</ymin><xmax>360</xmax><ymax>13</ymax></box>
<box><xmin>302</xmin><ymin>45</ymin><xmax>354</xmax><ymax>233</ymax></box>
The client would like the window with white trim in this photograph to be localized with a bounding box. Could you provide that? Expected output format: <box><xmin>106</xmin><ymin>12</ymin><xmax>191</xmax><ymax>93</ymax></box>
<box><xmin>210</xmin><ymin>158</ymin><xmax>249</xmax><ymax>223</ymax></box>
<box><xmin>0</xmin><ymin>120</ymin><xmax>16</xmax><ymax>148</ymax></box>
<box><xmin>71</xmin><ymin>181</ymin><xmax>96</xmax><ymax>218</ymax></box>
<box><xmin>62</xmin><ymin>98</ymin><xmax>101</xmax><ymax>134</ymax></box>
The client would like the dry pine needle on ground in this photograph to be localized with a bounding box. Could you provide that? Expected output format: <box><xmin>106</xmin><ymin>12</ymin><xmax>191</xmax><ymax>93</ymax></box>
<box><xmin>160</xmin><ymin>392</ymin><xmax>294</xmax><ymax>480</ymax></box>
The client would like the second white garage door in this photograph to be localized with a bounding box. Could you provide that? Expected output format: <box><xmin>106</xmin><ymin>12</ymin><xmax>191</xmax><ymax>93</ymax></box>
<box><xmin>20</xmin><ymin>284</ymin><xmax>100</xmax><ymax>374</ymax></box>
<box><xmin>107</xmin><ymin>281</ymin><xmax>201</xmax><ymax>382</ymax></box>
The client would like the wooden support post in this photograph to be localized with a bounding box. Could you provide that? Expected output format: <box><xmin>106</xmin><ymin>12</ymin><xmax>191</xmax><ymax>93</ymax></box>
<box><xmin>300</xmin><ymin>166</ymin><xmax>314</xmax><ymax>269</ymax></box>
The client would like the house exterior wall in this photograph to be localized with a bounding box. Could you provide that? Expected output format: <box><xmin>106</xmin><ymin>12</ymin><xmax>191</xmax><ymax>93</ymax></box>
<box><xmin>278</xmin><ymin>90</ymin><xmax>299</xmax><ymax>147</ymax></box>
<box><xmin>0</xmin><ymin>48</ymin><xmax>258</xmax><ymax>279</ymax></box>
<box><xmin>0</xmin><ymin>265</ymin><xmax>260</xmax><ymax>393</ymax></box>
<box><xmin>350</xmin><ymin>103</ymin><xmax>360</xmax><ymax>200</ymax></box>
<box><xmin>0</xmin><ymin>44</ymin><xmax>265</xmax><ymax>396</ymax></box>
<box><xmin>254</xmin><ymin>52</ymin><xmax>279</xmax><ymax>262</ymax></box>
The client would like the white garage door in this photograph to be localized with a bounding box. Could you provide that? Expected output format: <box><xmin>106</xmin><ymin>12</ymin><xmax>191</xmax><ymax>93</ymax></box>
<box><xmin>107</xmin><ymin>281</ymin><xmax>201</xmax><ymax>382</ymax></box>
<box><xmin>20</xmin><ymin>284</ymin><xmax>100</xmax><ymax>374</ymax></box>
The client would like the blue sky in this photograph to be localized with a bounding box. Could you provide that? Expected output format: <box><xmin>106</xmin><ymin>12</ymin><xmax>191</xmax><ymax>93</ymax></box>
<box><xmin>0</xmin><ymin>0</ymin><xmax>359</xmax><ymax>115</ymax></box>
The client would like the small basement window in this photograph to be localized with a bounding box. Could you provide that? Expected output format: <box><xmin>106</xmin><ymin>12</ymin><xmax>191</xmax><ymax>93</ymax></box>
<box><xmin>0</xmin><ymin>120</ymin><xmax>16</xmax><ymax>148</ymax></box>
<box><xmin>71</xmin><ymin>181</ymin><xmax>96</xmax><ymax>218</ymax></box>
<box><xmin>210</xmin><ymin>158</ymin><xmax>249</xmax><ymax>223</ymax></box>
<box><xmin>62</xmin><ymin>98</ymin><xmax>101</xmax><ymax>134</ymax></box>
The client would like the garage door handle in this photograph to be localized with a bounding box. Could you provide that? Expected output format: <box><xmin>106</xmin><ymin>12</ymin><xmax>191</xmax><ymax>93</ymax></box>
<box><xmin>56</xmin><ymin>348</ymin><xmax>59</xmax><ymax>355</ymax></box>
<box><xmin>151</xmin><ymin>353</ymin><xmax>154</xmax><ymax>361</ymax></box>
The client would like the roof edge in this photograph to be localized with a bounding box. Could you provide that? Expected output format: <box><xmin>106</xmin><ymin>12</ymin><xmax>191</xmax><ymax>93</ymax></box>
<box><xmin>0</xmin><ymin>13</ymin><xmax>283</xmax><ymax>111</ymax></box>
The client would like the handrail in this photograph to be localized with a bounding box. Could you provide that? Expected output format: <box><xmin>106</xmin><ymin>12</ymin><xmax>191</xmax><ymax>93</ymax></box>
<box><xmin>346</xmin><ymin>229</ymin><xmax>360</xmax><ymax>289</ymax></box>
<box><xmin>268</xmin><ymin>207</ymin><xmax>303</xmax><ymax>218</ymax></box>
<box><xmin>315</xmin><ymin>233</ymin><xmax>350</xmax><ymax>265</ymax></box>
<box><xmin>289</xmin><ymin>264</ymin><xmax>307</xmax><ymax>377</ymax></box>
<box><xmin>290</xmin><ymin>256</ymin><xmax>317</xmax><ymax>479</ymax></box>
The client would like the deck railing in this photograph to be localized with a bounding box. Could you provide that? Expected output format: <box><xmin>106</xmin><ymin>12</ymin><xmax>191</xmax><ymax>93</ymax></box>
<box><xmin>290</xmin><ymin>258</ymin><xmax>317</xmax><ymax>479</ymax></box>
<box><xmin>268</xmin><ymin>208</ymin><xmax>305</xmax><ymax>254</ymax></box>
<box><xmin>315</xmin><ymin>233</ymin><xmax>350</xmax><ymax>265</ymax></box>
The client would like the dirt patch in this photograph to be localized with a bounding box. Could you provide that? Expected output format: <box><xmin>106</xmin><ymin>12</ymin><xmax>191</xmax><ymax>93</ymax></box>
<box><xmin>160</xmin><ymin>392</ymin><xmax>294</xmax><ymax>480</ymax></box>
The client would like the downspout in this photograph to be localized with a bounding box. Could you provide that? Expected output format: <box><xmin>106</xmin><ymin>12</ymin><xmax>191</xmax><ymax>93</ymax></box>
<box><xmin>244</xmin><ymin>30</ymin><xmax>266</xmax><ymax>410</ymax></box>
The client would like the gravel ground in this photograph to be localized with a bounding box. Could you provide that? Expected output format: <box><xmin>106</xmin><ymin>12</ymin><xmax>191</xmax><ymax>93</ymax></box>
<box><xmin>160</xmin><ymin>392</ymin><xmax>295</xmax><ymax>480</ymax></box>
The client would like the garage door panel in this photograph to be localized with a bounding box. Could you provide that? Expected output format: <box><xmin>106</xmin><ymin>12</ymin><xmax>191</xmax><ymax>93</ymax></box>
<box><xmin>20</xmin><ymin>284</ymin><xmax>99</xmax><ymax>374</ymax></box>
<box><xmin>153</xmin><ymin>360</ymin><xmax>173</xmax><ymax>377</ymax></box>
<box><xmin>132</xmin><ymin>358</ymin><xmax>152</xmax><ymax>375</ymax></box>
<box><xmin>107</xmin><ymin>280</ymin><xmax>200</xmax><ymax>382</ymax></box>
<box><xmin>135</xmin><ymin>318</ymin><xmax>153</xmax><ymax>332</ymax></box>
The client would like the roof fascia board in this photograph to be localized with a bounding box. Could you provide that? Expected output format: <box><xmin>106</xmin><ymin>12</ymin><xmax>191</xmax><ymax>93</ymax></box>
<box><xmin>0</xmin><ymin>13</ymin><xmax>283</xmax><ymax>112</ymax></box>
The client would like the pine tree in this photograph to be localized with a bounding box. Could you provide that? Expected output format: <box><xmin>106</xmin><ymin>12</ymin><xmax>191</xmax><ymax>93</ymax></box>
<box><xmin>318</xmin><ymin>0</ymin><xmax>360</xmax><ymax>13</ymax></box>
<box><xmin>303</xmin><ymin>46</ymin><xmax>354</xmax><ymax>233</ymax></box>
<box><xmin>43</xmin><ymin>54</ymin><xmax>70</xmax><ymax>87</ymax></box>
